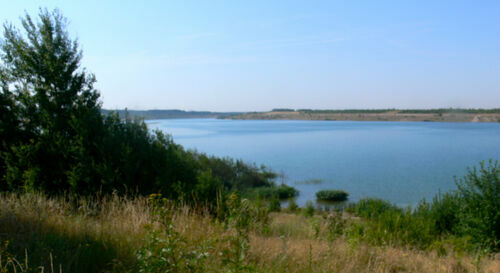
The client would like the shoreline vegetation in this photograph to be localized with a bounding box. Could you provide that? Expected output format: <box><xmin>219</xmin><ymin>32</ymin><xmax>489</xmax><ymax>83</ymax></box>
<box><xmin>1</xmin><ymin>9</ymin><xmax>499</xmax><ymax>273</ymax></box>
<box><xmin>316</xmin><ymin>189</ymin><xmax>349</xmax><ymax>202</ymax></box>
<box><xmin>2</xmin><ymin>162</ymin><xmax>500</xmax><ymax>273</ymax></box>
<box><xmin>3</xmin><ymin>192</ymin><xmax>500</xmax><ymax>273</ymax></box>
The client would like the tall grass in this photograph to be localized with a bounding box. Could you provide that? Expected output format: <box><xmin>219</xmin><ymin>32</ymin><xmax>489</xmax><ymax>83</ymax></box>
<box><xmin>1</xmin><ymin>192</ymin><xmax>499</xmax><ymax>272</ymax></box>
<box><xmin>0</xmin><ymin>193</ymin><xmax>151</xmax><ymax>272</ymax></box>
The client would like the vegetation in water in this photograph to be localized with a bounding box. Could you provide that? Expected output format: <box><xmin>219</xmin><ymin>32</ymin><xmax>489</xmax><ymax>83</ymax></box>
<box><xmin>315</xmin><ymin>190</ymin><xmax>349</xmax><ymax>202</ymax></box>
<box><xmin>294</xmin><ymin>179</ymin><xmax>324</xmax><ymax>185</ymax></box>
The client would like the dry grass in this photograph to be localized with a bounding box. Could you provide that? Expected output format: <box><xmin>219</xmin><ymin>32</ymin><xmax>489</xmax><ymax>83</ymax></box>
<box><xmin>0</xmin><ymin>192</ymin><xmax>151</xmax><ymax>272</ymax></box>
<box><xmin>248</xmin><ymin>213</ymin><xmax>500</xmax><ymax>273</ymax></box>
<box><xmin>0</xmin><ymin>193</ymin><xmax>498</xmax><ymax>272</ymax></box>
<box><xmin>249</xmin><ymin>235</ymin><xmax>500</xmax><ymax>273</ymax></box>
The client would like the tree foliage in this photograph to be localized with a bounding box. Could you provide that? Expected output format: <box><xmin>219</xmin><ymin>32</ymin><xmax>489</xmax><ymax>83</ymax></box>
<box><xmin>0</xmin><ymin>9</ymin><xmax>282</xmax><ymax>201</ymax></box>
<box><xmin>455</xmin><ymin>160</ymin><xmax>500</xmax><ymax>251</ymax></box>
<box><xmin>1</xmin><ymin>9</ymin><xmax>100</xmax><ymax>192</ymax></box>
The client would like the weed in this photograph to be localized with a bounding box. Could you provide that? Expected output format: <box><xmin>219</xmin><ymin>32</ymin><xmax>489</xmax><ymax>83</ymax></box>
<box><xmin>325</xmin><ymin>210</ymin><xmax>346</xmax><ymax>241</ymax></box>
<box><xmin>268</xmin><ymin>197</ymin><xmax>281</xmax><ymax>212</ymax></box>
<box><xmin>304</xmin><ymin>201</ymin><xmax>315</xmax><ymax>217</ymax></box>
<box><xmin>287</xmin><ymin>198</ymin><xmax>299</xmax><ymax>212</ymax></box>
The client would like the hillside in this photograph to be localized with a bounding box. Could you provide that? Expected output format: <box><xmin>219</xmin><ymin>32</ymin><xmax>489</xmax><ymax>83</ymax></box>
<box><xmin>102</xmin><ymin>109</ymin><xmax>242</xmax><ymax>120</ymax></box>
<box><xmin>223</xmin><ymin>109</ymin><xmax>500</xmax><ymax>122</ymax></box>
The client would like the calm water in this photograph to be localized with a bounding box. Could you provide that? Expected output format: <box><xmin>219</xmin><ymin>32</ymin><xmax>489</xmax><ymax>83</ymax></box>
<box><xmin>148</xmin><ymin>119</ymin><xmax>500</xmax><ymax>207</ymax></box>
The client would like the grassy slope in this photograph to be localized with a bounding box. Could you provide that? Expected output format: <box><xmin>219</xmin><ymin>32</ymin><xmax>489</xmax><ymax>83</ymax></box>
<box><xmin>1</xmin><ymin>193</ymin><xmax>499</xmax><ymax>273</ymax></box>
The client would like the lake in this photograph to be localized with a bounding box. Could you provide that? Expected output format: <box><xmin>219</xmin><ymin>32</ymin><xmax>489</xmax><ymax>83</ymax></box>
<box><xmin>147</xmin><ymin>119</ymin><xmax>500</xmax><ymax>207</ymax></box>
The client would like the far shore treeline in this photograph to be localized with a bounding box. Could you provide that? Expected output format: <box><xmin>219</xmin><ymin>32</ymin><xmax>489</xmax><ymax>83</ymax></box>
<box><xmin>100</xmin><ymin>109</ymin><xmax>242</xmax><ymax>120</ymax></box>
<box><xmin>224</xmin><ymin>108</ymin><xmax>500</xmax><ymax>122</ymax></box>
<box><xmin>0</xmin><ymin>9</ymin><xmax>293</xmax><ymax>206</ymax></box>
<box><xmin>272</xmin><ymin>108</ymin><xmax>500</xmax><ymax>114</ymax></box>
<box><xmin>100</xmin><ymin>108</ymin><xmax>500</xmax><ymax>120</ymax></box>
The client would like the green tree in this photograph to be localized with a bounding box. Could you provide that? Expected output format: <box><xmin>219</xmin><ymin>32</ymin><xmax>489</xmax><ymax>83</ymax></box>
<box><xmin>455</xmin><ymin>160</ymin><xmax>500</xmax><ymax>251</ymax></box>
<box><xmin>0</xmin><ymin>68</ymin><xmax>21</xmax><ymax>191</ymax></box>
<box><xmin>0</xmin><ymin>9</ymin><xmax>101</xmax><ymax>192</ymax></box>
<box><xmin>0</xmin><ymin>8</ymin><xmax>283</xmax><ymax>202</ymax></box>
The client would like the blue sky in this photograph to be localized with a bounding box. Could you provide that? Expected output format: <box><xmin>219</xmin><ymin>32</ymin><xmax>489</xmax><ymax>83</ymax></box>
<box><xmin>2</xmin><ymin>1</ymin><xmax>499</xmax><ymax>111</ymax></box>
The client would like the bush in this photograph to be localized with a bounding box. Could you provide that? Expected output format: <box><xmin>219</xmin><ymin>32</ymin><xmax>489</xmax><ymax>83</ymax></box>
<box><xmin>367</xmin><ymin>208</ymin><xmax>437</xmax><ymax>248</ymax></box>
<box><xmin>268</xmin><ymin>197</ymin><xmax>281</xmax><ymax>212</ymax></box>
<box><xmin>325</xmin><ymin>210</ymin><xmax>346</xmax><ymax>241</ymax></box>
<box><xmin>417</xmin><ymin>192</ymin><xmax>460</xmax><ymax>235</ymax></box>
<box><xmin>347</xmin><ymin>198</ymin><xmax>400</xmax><ymax>219</ymax></box>
<box><xmin>454</xmin><ymin>160</ymin><xmax>500</xmax><ymax>251</ymax></box>
<box><xmin>315</xmin><ymin>190</ymin><xmax>349</xmax><ymax>202</ymax></box>
<box><xmin>287</xmin><ymin>198</ymin><xmax>299</xmax><ymax>212</ymax></box>
<box><xmin>345</xmin><ymin>197</ymin><xmax>440</xmax><ymax>249</ymax></box>
<box><xmin>345</xmin><ymin>161</ymin><xmax>500</xmax><ymax>252</ymax></box>
<box><xmin>137</xmin><ymin>226</ymin><xmax>208</xmax><ymax>273</ymax></box>
<box><xmin>249</xmin><ymin>185</ymin><xmax>298</xmax><ymax>199</ymax></box>
<box><xmin>304</xmin><ymin>201</ymin><xmax>315</xmax><ymax>217</ymax></box>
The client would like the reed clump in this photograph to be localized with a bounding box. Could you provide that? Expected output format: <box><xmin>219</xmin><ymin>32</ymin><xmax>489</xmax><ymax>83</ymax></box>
<box><xmin>315</xmin><ymin>189</ymin><xmax>349</xmax><ymax>202</ymax></box>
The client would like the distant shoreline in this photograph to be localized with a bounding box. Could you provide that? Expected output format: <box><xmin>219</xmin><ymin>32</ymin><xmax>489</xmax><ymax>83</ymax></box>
<box><xmin>103</xmin><ymin>108</ymin><xmax>500</xmax><ymax>122</ymax></box>
<box><xmin>219</xmin><ymin>110</ymin><xmax>500</xmax><ymax>123</ymax></box>
<box><xmin>101</xmin><ymin>109</ymin><xmax>242</xmax><ymax>120</ymax></box>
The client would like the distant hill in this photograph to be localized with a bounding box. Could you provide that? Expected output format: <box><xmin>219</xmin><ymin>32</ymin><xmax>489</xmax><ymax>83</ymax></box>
<box><xmin>102</xmin><ymin>108</ymin><xmax>500</xmax><ymax>122</ymax></box>
<box><xmin>223</xmin><ymin>108</ymin><xmax>500</xmax><ymax>122</ymax></box>
<box><xmin>101</xmin><ymin>109</ymin><xmax>242</xmax><ymax>120</ymax></box>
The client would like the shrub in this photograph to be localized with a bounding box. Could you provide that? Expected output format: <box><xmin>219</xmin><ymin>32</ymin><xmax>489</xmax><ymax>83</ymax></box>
<box><xmin>346</xmin><ymin>198</ymin><xmax>448</xmax><ymax>250</ymax></box>
<box><xmin>366</xmin><ymin>208</ymin><xmax>437</xmax><ymax>248</ymax></box>
<box><xmin>304</xmin><ymin>201</ymin><xmax>315</xmax><ymax>217</ymax></box>
<box><xmin>325</xmin><ymin>210</ymin><xmax>346</xmax><ymax>241</ymax></box>
<box><xmin>249</xmin><ymin>185</ymin><xmax>298</xmax><ymax>199</ymax></box>
<box><xmin>345</xmin><ymin>160</ymin><xmax>500</xmax><ymax>252</ymax></box>
<box><xmin>219</xmin><ymin>193</ymin><xmax>270</xmax><ymax>232</ymax></box>
<box><xmin>268</xmin><ymin>197</ymin><xmax>281</xmax><ymax>212</ymax></box>
<box><xmin>417</xmin><ymin>192</ymin><xmax>459</xmax><ymax>235</ymax></box>
<box><xmin>137</xmin><ymin>226</ymin><xmax>208</xmax><ymax>273</ymax></box>
<box><xmin>287</xmin><ymin>198</ymin><xmax>299</xmax><ymax>212</ymax></box>
<box><xmin>454</xmin><ymin>160</ymin><xmax>500</xmax><ymax>251</ymax></box>
<box><xmin>137</xmin><ymin>195</ymin><xmax>208</xmax><ymax>272</ymax></box>
<box><xmin>315</xmin><ymin>190</ymin><xmax>349</xmax><ymax>202</ymax></box>
<box><xmin>193</xmin><ymin>170</ymin><xmax>223</xmax><ymax>207</ymax></box>
<box><xmin>347</xmin><ymin>198</ymin><xmax>400</xmax><ymax>219</ymax></box>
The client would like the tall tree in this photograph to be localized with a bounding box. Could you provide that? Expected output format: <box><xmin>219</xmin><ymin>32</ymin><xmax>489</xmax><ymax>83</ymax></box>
<box><xmin>0</xmin><ymin>8</ymin><xmax>275</xmax><ymax>198</ymax></box>
<box><xmin>0</xmin><ymin>9</ymin><xmax>102</xmax><ymax>191</ymax></box>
